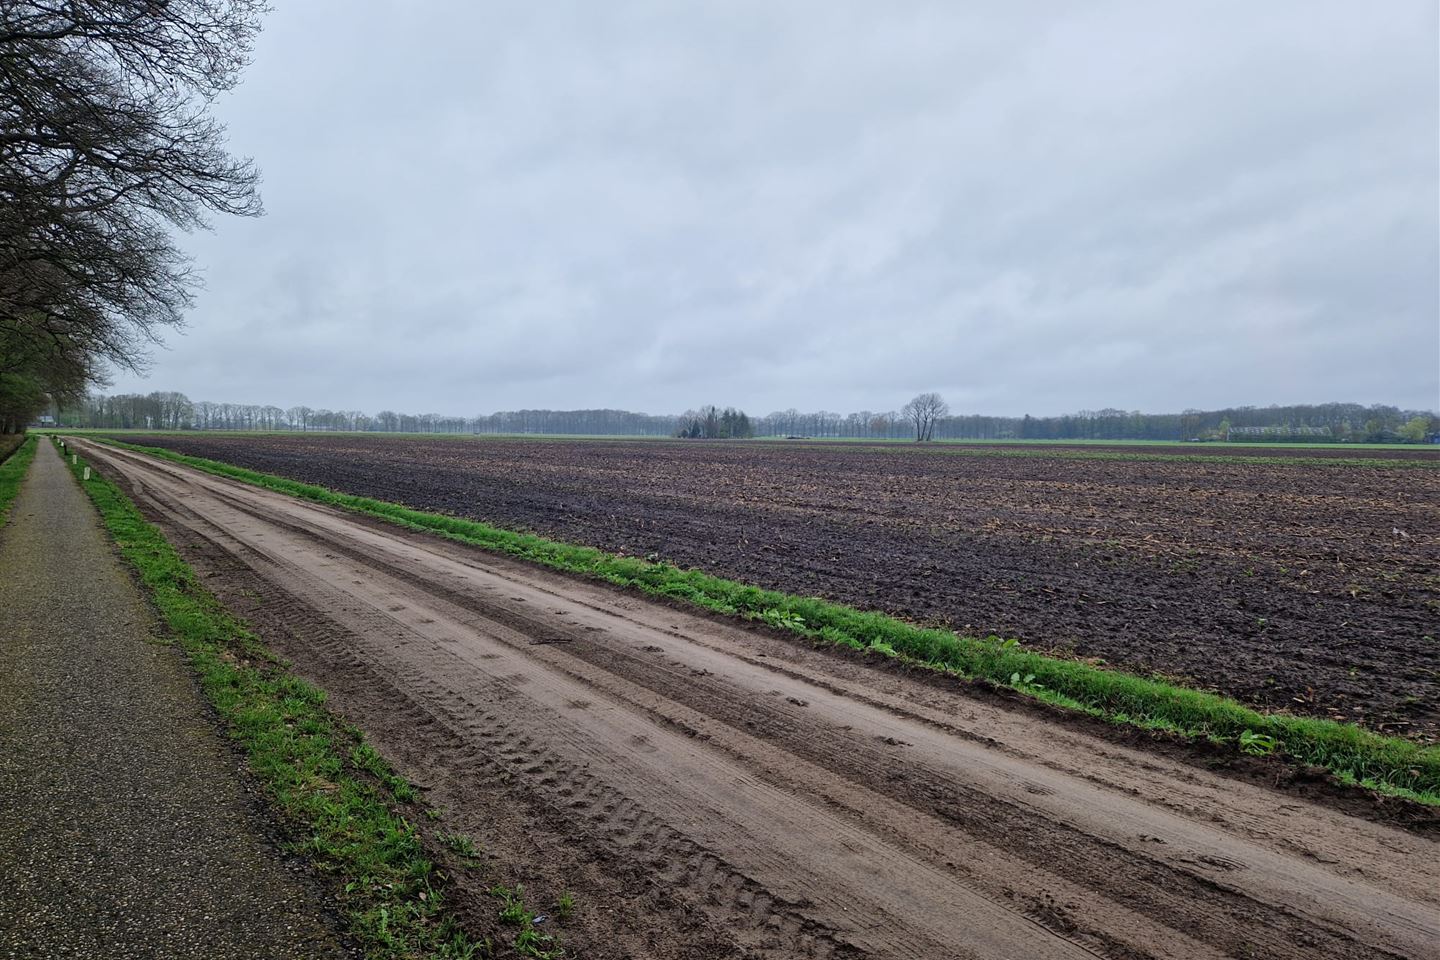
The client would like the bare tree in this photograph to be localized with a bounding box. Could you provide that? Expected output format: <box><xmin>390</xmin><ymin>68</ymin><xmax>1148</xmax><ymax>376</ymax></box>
<box><xmin>0</xmin><ymin>1</ymin><xmax>266</xmax><ymax>430</ymax></box>
<box><xmin>902</xmin><ymin>392</ymin><xmax>949</xmax><ymax>442</ymax></box>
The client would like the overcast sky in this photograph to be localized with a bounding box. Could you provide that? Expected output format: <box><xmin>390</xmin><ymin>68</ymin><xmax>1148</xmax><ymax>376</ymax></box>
<box><xmin>110</xmin><ymin>1</ymin><xmax>1439</xmax><ymax>416</ymax></box>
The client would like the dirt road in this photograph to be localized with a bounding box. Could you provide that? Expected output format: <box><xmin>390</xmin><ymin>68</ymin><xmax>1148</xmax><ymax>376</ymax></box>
<box><xmin>75</xmin><ymin>439</ymin><xmax>1440</xmax><ymax>960</ymax></box>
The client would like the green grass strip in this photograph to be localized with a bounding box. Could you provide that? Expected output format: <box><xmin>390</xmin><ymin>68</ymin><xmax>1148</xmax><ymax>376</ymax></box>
<box><xmin>0</xmin><ymin>436</ymin><xmax>37</xmax><ymax>524</ymax></box>
<box><xmin>95</xmin><ymin>437</ymin><xmax>1440</xmax><ymax>805</ymax></box>
<box><xmin>59</xmin><ymin>440</ymin><xmax>489</xmax><ymax>959</ymax></box>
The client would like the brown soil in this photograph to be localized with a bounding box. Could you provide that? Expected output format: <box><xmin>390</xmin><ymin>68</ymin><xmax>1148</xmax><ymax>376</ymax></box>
<box><xmin>935</xmin><ymin>441</ymin><xmax>1440</xmax><ymax>460</ymax></box>
<box><xmin>74</xmin><ymin>439</ymin><xmax>1440</xmax><ymax>960</ymax></box>
<box><xmin>121</xmin><ymin>434</ymin><xmax>1440</xmax><ymax>741</ymax></box>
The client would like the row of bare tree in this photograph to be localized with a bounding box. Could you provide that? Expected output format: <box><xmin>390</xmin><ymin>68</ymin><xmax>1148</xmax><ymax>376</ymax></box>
<box><xmin>58</xmin><ymin>394</ymin><xmax>687</xmax><ymax>435</ymax></box>
<box><xmin>53</xmin><ymin>391</ymin><xmax>1438</xmax><ymax>444</ymax></box>
<box><xmin>0</xmin><ymin>2</ymin><xmax>266</xmax><ymax>432</ymax></box>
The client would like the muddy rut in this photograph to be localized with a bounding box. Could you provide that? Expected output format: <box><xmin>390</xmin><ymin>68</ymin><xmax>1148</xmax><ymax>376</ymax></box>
<box><xmin>76</xmin><ymin>441</ymin><xmax>1440</xmax><ymax>960</ymax></box>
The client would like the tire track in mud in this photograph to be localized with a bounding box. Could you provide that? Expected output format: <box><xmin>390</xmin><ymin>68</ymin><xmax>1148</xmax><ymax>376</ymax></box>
<box><xmin>105</xmin><ymin>460</ymin><xmax>797</xmax><ymax>958</ymax></box>
<box><xmin>99</xmin><ymin>449</ymin><xmax>1079</xmax><ymax>959</ymax></box>
<box><xmin>77</xmin><ymin>441</ymin><xmax>1440</xmax><ymax>960</ymax></box>
<box><xmin>203</xmin><ymin>493</ymin><xmax>1423</xmax><ymax>958</ymax></box>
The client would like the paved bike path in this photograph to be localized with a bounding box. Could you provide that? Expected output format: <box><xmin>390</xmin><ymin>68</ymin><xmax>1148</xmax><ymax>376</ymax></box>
<box><xmin>0</xmin><ymin>440</ymin><xmax>351</xmax><ymax>959</ymax></box>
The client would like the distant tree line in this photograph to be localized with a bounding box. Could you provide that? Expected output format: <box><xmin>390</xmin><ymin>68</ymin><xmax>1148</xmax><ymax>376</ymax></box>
<box><xmin>51</xmin><ymin>394</ymin><xmax>1440</xmax><ymax>443</ymax></box>
<box><xmin>753</xmin><ymin>401</ymin><xmax>1438</xmax><ymax>443</ymax></box>
<box><xmin>470</xmin><ymin>408</ymin><xmax>679</xmax><ymax>436</ymax></box>
<box><xmin>56</xmin><ymin>395</ymin><xmax>687</xmax><ymax>435</ymax></box>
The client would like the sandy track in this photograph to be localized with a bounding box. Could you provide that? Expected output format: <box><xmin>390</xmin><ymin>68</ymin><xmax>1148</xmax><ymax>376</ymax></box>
<box><xmin>76</xmin><ymin>440</ymin><xmax>1440</xmax><ymax>960</ymax></box>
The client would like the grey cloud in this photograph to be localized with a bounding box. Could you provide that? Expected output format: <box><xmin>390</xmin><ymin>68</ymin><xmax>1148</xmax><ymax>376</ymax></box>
<box><xmin>110</xmin><ymin>0</ymin><xmax>1440</xmax><ymax>416</ymax></box>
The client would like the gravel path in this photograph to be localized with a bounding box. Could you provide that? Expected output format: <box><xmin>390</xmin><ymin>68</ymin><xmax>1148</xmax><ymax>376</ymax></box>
<box><xmin>0</xmin><ymin>440</ymin><xmax>352</xmax><ymax>959</ymax></box>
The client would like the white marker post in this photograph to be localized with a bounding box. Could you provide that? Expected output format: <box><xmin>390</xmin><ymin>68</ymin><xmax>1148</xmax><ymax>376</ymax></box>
<box><xmin>83</xmin><ymin>467</ymin><xmax>91</xmax><ymax>481</ymax></box>
<box><xmin>72</xmin><ymin>454</ymin><xmax>77</xmax><ymax>465</ymax></box>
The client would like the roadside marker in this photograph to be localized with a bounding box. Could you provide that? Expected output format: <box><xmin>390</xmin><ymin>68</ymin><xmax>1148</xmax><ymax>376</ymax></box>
<box><xmin>83</xmin><ymin>467</ymin><xmax>91</xmax><ymax>481</ymax></box>
<box><xmin>72</xmin><ymin>454</ymin><xmax>77</xmax><ymax>464</ymax></box>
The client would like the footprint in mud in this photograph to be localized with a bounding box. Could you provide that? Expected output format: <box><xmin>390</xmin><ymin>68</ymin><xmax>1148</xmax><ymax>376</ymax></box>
<box><xmin>567</xmin><ymin>699</ymin><xmax>592</xmax><ymax>710</ymax></box>
<box><xmin>786</xmin><ymin>696</ymin><xmax>809</xmax><ymax>707</ymax></box>
<box><xmin>506</xmin><ymin>672</ymin><xmax>531</xmax><ymax>685</ymax></box>
<box><xmin>478</xmin><ymin>653</ymin><xmax>501</xmax><ymax>660</ymax></box>
<box><xmin>641</xmin><ymin>644</ymin><xmax>664</xmax><ymax>653</ymax></box>
<box><xmin>629</xmin><ymin>734</ymin><xmax>658</xmax><ymax>754</ymax></box>
<box><xmin>387</xmin><ymin>604</ymin><xmax>406</xmax><ymax>612</ymax></box>
<box><xmin>876</xmin><ymin>735</ymin><xmax>912</xmax><ymax>747</ymax></box>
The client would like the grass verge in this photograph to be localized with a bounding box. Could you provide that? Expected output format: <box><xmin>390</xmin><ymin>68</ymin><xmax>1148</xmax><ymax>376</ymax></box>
<box><xmin>0</xmin><ymin>431</ymin><xmax>27</xmax><ymax>461</ymax></box>
<box><xmin>59</xmin><ymin>439</ymin><xmax>569</xmax><ymax>959</ymax></box>
<box><xmin>0</xmin><ymin>436</ymin><xmax>37</xmax><ymax>523</ymax></box>
<box><xmin>91</xmin><ymin>437</ymin><xmax>1440</xmax><ymax>805</ymax></box>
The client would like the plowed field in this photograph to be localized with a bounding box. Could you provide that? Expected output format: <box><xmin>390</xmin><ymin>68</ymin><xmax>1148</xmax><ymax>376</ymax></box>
<box><xmin>122</xmin><ymin>434</ymin><xmax>1440</xmax><ymax>740</ymax></box>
